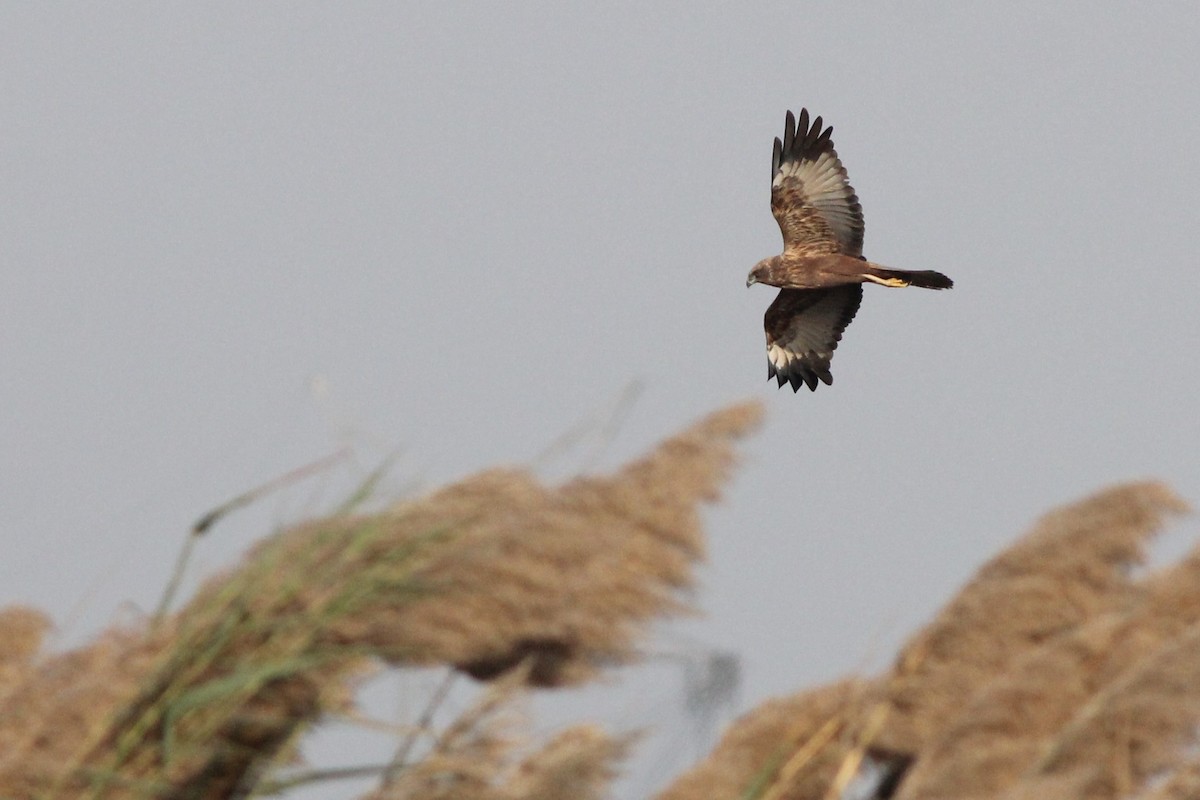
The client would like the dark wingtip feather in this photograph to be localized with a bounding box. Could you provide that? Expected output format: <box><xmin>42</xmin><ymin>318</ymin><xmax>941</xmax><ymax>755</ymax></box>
<box><xmin>780</xmin><ymin>365</ymin><xmax>820</xmax><ymax>392</ymax></box>
<box><xmin>777</xmin><ymin>107</ymin><xmax>837</xmax><ymax>166</ymax></box>
<box><xmin>768</xmin><ymin>359</ymin><xmax>834</xmax><ymax>394</ymax></box>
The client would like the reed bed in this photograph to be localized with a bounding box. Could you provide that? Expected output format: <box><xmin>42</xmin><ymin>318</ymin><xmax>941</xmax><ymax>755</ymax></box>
<box><xmin>658</xmin><ymin>481</ymin><xmax>1195</xmax><ymax>800</ymax></box>
<box><xmin>0</xmin><ymin>402</ymin><xmax>761</xmax><ymax>799</ymax></box>
<box><xmin>5</xmin><ymin>401</ymin><xmax>1199</xmax><ymax>800</ymax></box>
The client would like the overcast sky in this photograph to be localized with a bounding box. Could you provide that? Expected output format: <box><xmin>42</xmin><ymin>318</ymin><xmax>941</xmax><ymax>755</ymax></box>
<box><xmin>4</xmin><ymin>3</ymin><xmax>1199</xmax><ymax>796</ymax></box>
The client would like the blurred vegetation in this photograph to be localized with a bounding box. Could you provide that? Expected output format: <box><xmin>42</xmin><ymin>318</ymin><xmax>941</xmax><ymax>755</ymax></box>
<box><xmin>659</xmin><ymin>481</ymin><xmax>1194</xmax><ymax>800</ymax></box>
<box><xmin>0</xmin><ymin>402</ymin><xmax>759</xmax><ymax>799</ymax></box>
<box><xmin>1</xmin><ymin>402</ymin><xmax>1196</xmax><ymax>800</ymax></box>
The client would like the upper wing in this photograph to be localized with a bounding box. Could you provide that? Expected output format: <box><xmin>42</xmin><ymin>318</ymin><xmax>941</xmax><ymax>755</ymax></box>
<box><xmin>771</xmin><ymin>109</ymin><xmax>864</xmax><ymax>258</ymax></box>
<box><xmin>764</xmin><ymin>285</ymin><xmax>863</xmax><ymax>392</ymax></box>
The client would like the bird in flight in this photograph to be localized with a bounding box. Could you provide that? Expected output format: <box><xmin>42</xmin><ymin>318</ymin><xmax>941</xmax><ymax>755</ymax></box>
<box><xmin>746</xmin><ymin>109</ymin><xmax>953</xmax><ymax>392</ymax></box>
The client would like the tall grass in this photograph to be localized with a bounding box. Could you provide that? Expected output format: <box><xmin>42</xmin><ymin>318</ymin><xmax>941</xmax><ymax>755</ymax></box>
<box><xmin>658</xmin><ymin>482</ymin><xmax>1195</xmax><ymax>800</ymax></box>
<box><xmin>3</xmin><ymin>402</ymin><xmax>1197</xmax><ymax>800</ymax></box>
<box><xmin>0</xmin><ymin>402</ymin><xmax>761</xmax><ymax>799</ymax></box>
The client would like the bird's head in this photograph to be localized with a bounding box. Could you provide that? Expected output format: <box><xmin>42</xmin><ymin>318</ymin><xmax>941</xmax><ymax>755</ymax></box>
<box><xmin>746</xmin><ymin>256</ymin><xmax>780</xmax><ymax>288</ymax></box>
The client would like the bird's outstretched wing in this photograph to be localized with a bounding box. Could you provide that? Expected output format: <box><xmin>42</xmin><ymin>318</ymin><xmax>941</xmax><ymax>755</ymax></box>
<box><xmin>771</xmin><ymin>109</ymin><xmax>864</xmax><ymax>258</ymax></box>
<box><xmin>764</xmin><ymin>285</ymin><xmax>863</xmax><ymax>392</ymax></box>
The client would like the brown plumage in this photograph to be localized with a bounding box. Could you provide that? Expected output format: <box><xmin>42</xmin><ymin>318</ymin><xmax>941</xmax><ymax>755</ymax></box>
<box><xmin>746</xmin><ymin>109</ymin><xmax>953</xmax><ymax>392</ymax></box>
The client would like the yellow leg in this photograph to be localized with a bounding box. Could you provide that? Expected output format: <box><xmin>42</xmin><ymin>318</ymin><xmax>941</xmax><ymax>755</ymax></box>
<box><xmin>863</xmin><ymin>274</ymin><xmax>909</xmax><ymax>287</ymax></box>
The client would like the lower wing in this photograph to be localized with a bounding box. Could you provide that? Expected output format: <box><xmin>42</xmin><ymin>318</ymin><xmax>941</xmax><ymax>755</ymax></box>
<box><xmin>764</xmin><ymin>285</ymin><xmax>864</xmax><ymax>392</ymax></box>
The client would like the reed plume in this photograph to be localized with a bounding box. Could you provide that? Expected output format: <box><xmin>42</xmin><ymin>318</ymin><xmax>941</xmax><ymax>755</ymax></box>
<box><xmin>656</xmin><ymin>481</ymin><xmax>1193</xmax><ymax>800</ymax></box>
<box><xmin>0</xmin><ymin>402</ymin><xmax>761</xmax><ymax>799</ymax></box>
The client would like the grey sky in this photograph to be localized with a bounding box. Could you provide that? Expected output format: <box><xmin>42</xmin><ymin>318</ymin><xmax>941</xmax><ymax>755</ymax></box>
<box><xmin>3</xmin><ymin>3</ymin><xmax>1199</xmax><ymax>796</ymax></box>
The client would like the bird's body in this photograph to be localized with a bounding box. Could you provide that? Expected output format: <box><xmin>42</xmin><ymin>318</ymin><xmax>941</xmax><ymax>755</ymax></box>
<box><xmin>750</xmin><ymin>253</ymin><xmax>952</xmax><ymax>292</ymax></box>
<box><xmin>746</xmin><ymin>109</ymin><xmax>953</xmax><ymax>392</ymax></box>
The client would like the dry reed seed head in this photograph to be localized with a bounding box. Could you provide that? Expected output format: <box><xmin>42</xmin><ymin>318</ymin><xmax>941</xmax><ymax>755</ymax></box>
<box><xmin>0</xmin><ymin>625</ymin><xmax>170</xmax><ymax>799</ymax></box>
<box><xmin>0</xmin><ymin>606</ymin><xmax>51</xmax><ymax>665</ymax></box>
<box><xmin>894</xmin><ymin>580</ymin><xmax>1200</xmax><ymax>800</ymax></box>
<box><xmin>656</xmin><ymin>679</ymin><xmax>872</xmax><ymax>800</ymax></box>
<box><xmin>323</xmin><ymin>402</ymin><xmax>763</xmax><ymax>687</ymax></box>
<box><xmin>891</xmin><ymin>623</ymin><xmax>1119</xmax><ymax>800</ymax></box>
<box><xmin>1012</xmin><ymin>623</ymin><xmax>1200</xmax><ymax>800</ymax></box>
<box><xmin>0</xmin><ymin>405</ymin><xmax>764</xmax><ymax>798</ymax></box>
<box><xmin>372</xmin><ymin>723</ymin><xmax>628</xmax><ymax>800</ymax></box>
<box><xmin>891</xmin><ymin>483</ymin><xmax>1192</xmax><ymax>800</ymax></box>
<box><xmin>373</xmin><ymin>701</ymin><xmax>518</xmax><ymax>800</ymax></box>
<box><xmin>994</xmin><ymin>768</ymin><xmax>1099</xmax><ymax>800</ymax></box>
<box><xmin>1139</xmin><ymin>758</ymin><xmax>1200</xmax><ymax>800</ymax></box>
<box><xmin>367</xmin><ymin>671</ymin><xmax>629</xmax><ymax>800</ymax></box>
<box><xmin>0</xmin><ymin>606</ymin><xmax>52</xmax><ymax>698</ymax></box>
<box><xmin>582</xmin><ymin>401</ymin><xmax>765</xmax><ymax>549</ymax></box>
<box><xmin>878</xmin><ymin>481</ymin><xmax>1188</xmax><ymax>756</ymax></box>
<box><xmin>500</xmin><ymin>725</ymin><xmax>633</xmax><ymax>800</ymax></box>
<box><xmin>1139</xmin><ymin>541</ymin><xmax>1200</xmax><ymax>634</ymax></box>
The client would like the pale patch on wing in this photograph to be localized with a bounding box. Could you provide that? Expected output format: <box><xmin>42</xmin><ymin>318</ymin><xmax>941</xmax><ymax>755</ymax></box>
<box><xmin>764</xmin><ymin>285</ymin><xmax>863</xmax><ymax>392</ymax></box>
<box><xmin>770</xmin><ymin>109</ymin><xmax>864</xmax><ymax>258</ymax></box>
<box><xmin>775</xmin><ymin>153</ymin><xmax>862</xmax><ymax>254</ymax></box>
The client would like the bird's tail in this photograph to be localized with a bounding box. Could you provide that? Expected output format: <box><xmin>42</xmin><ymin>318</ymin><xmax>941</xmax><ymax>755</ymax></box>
<box><xmin>864</xmin><ymin>264</ymin><xmax>954</xmax><ymax>290</ymax></box>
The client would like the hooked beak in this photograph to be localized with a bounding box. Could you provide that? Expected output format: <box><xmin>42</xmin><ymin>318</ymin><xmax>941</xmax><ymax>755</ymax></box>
<box><xmin>746</xmin><ymin>275</ymin><xmax>757</xmax><ymax>288</ymax></box>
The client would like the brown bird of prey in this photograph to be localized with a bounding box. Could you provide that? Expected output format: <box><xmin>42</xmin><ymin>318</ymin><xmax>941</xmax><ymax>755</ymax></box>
<box><xmin>746</xmin><ymin>109</ymin><xmax>953</xmax><ymax>392</ymax></box>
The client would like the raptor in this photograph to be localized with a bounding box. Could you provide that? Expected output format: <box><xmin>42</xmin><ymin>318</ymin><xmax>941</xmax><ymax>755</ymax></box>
<box><xmin>746</xmin><ymin>109</ymin><xmax>953</xmax><ymax>392</ymax></box>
